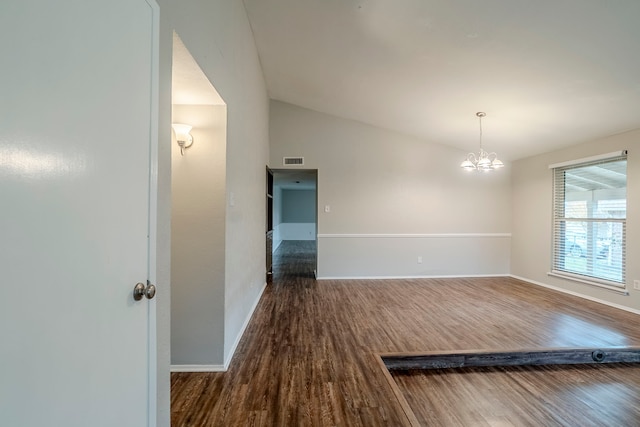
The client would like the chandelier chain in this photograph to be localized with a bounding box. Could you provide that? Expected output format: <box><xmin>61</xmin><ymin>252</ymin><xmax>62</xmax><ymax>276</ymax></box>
<box><xmin>478</xmin><ymin>114</ymin><xmax>483</xmax><ymax>152</ymax></box>
<box><xmin>476</xmin><ymin>111</ymin><xmax>486</xmax><ymax>153</ymax></box>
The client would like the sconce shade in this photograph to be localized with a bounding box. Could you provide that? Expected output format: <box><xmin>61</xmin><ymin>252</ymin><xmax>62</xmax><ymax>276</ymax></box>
<box><xmin>172</xmin><ymin>123</ymin><xmax>193</xmax><ymax>143</ymax></box>
<box><xmin>172</xmin><ymin>123</ymin><xmax>194</xmax><ymax>155</ymax></box>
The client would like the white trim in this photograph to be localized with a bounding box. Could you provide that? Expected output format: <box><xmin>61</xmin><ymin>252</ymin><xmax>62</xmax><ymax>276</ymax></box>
<box><xmin>145</xmin><ymin>2</ymin><xmax>160</xmax><ymax>425</ymax></box>
<box><xmin>317</xmin><ymin>233</ymin><xmax>511</xmax><ymax>239</ymax></box>
<box><xmin>170</xmin><ymin>364</ymin><xmax>226</xmax><ymax>373</ymax></box>
<box><xmin>511</xmin><ymin>275</ymin><xmax>639</xmax><ymax>315</ymax></box>
<box><xmin>222</xmin><ymin>281</ymin><xmax>268</xmax><ymax>370</ymax></box>
<box><xmin>548</xmin><ymin>150</ymin><xmax>627</xmax><ymax>169</ymax></box>
<box><xmin>317</xmin><ymin>274</ymin><xmax>510</xmax><ymax>280</ymax></box>
<box><xmin>548</xmin><ymin>271</ymin><xmax>627</xmax><ymax>295</ymax></box>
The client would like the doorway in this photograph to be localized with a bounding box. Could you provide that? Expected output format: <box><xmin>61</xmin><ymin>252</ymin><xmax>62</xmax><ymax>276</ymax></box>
<box><xmin>269</xmin><ymin>169</ymin><xmax>318</xmax><ymax>279</ymax></box>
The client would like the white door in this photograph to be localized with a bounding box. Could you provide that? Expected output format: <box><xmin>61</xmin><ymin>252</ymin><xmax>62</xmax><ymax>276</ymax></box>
<box><xmin>0</xmin><ymin>1</ymin><xmax>158</xmax><ymax>426</ymax></box>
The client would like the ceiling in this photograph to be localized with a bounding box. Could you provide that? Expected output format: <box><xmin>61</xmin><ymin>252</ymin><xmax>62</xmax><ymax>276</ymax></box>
<box><xmin>273</xmin><ymin>169</ymin><xmax>317</xmax><ymax>190</ymax></box>
<box><xmin>243</xmin><ymin>0</ymin><xmax>640</xmax><ymax>161</ymax></box>
<box><xmin>173</xmin><ymin>33</ymin><xmax>225</xmax><ymax>106</ymax></box>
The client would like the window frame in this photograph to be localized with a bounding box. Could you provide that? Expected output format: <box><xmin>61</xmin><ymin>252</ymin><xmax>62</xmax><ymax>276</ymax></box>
<box><xmin>549</xmin><ymin>151</ymin><xmax>628</xmax><ymax>293</ymax></box>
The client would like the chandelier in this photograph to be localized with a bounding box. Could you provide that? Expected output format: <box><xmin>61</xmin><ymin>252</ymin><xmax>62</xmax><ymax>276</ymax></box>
<box><xmin>460</xmin><ymin>112</ymin><xmax>504</xmax><ymax>171</ymax></box>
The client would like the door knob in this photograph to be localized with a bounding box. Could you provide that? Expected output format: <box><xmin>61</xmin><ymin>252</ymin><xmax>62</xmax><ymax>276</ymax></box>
<box><xmin>133</xmin><ymin>281</ymin><xmax>156</xmax><ymax>301</ymax></box>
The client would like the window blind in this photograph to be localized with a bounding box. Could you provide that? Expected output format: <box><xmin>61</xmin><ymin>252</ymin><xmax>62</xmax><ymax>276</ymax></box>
<box><xmin>552</xmin><ymin>152</ymin><xmax>627</xmax><ymax>287</ymax></box>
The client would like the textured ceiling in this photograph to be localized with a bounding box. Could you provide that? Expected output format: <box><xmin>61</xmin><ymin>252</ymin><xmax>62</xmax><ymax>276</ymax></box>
<box><xmin>243</xmin><ymin>0</ymin><xmax>640</xmax><ymax>161</ymax></box>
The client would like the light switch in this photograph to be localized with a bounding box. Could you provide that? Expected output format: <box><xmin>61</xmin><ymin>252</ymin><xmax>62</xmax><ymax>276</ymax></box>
<box><xmin>324</xmin><ymin>205</ymin><xmax>330</xmax><ymax>213</ymax></box>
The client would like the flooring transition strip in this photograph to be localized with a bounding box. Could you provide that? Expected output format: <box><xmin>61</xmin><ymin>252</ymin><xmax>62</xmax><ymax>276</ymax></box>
<box><xmin>376</xmin><ymin>346</ymin><xmax>640</xmax><ymax>427</ymax></box>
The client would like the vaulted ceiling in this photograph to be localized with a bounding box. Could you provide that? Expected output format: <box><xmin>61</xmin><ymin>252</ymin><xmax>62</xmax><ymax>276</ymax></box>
<box><xmin>243</xmin><ymin>0</ymin><xmax>640</xmax><ymax>161</ymax></box>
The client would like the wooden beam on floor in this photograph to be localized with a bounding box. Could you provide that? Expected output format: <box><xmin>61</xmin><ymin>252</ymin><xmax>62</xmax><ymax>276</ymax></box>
<box><xmin>381</xmin><ymin>346</ymin><xmax>640</xmax><ymax>371</ymax></box>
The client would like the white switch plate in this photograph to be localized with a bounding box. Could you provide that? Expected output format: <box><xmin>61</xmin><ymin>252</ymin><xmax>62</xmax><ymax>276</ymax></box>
<box><xmin>324</xmin><ymin>205</ymin><xmax>330</xmax><ymax>213</ymax></box>
<box><xmin>417</xmin><ymin>256</ymin><xmax>423</xmax><ymax>264</ymax></box>
<box><xmin>634</xmin><ymin>280</ymin><xmax>640</xmax><ymax>290</ymax></box>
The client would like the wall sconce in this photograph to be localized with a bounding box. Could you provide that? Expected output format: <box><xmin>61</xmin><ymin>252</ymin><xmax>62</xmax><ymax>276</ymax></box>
<box><xmin>172</xmin><ymin>123</ymin><xmax>194</xmax><ymax>155</ymax></box>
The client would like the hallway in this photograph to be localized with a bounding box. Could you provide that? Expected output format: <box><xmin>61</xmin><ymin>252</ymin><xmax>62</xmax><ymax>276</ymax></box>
<box><xmin>272</xmin><ymin>240</ymin><xmax>317</xmax><ymax>282</ymax></box>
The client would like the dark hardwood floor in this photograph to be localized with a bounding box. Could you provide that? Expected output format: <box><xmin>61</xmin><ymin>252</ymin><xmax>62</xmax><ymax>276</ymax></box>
<box><xmin>392</xmin><ymin>363</ymin><xmax>640</xmax><ymax>427</ymax></box>
<box><xmin>171</xmin><ymin>240</ymin><xmax>640</xmax><ymax>426</ymax></box>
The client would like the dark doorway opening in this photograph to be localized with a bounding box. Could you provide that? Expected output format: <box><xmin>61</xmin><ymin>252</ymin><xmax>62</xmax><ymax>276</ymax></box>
<box><xmin>268</xmin><ymin>169</ymin><xmax>318</xmax><ymax>281</ymax></box>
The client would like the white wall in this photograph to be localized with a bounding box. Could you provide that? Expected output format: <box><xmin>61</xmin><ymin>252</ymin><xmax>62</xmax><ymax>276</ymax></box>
<box><xmin>278</xmin><ymin>189</ymin><xmax>316</xmax><ymax>240</ymax></box>
<box><xmin>171</xmin><ymin>105</ymin><xmax>226</xmax><ymax>365</ymax></box>
<box><xmin>282</xmin><ymin>189</ymin><xmax>316</xmax><ymax>222</ymax></box>
<box><xmin>511</xmin><ymin>130</ymin><xmax>640</xmax><ymax>312</ymax></box>
<box><xmin>278</xmin><ymin>223</ymin><xmax>317</xmax><ymax>240</ymax></box>
<box><xmin>319</xmin><ymin>235</ymin><xmax>510</xmax><ymax>278</ymax></box>
<box><xmin>272</xmin><ymin>185</ymin><xmax>283</xmax><ymax>250</ymax></box>
<box><xmin>269</xmin><ymin>101</ymin><xmax>511</xmax><ymax>278</ymax></box>
<box><xmin>159</xmin><ymin>0</ymin><xmax>269</xmax><ymax>378</ymax></box>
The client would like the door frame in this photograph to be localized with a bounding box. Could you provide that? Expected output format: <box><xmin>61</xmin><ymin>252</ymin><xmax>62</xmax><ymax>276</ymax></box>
<box><xmin>146</xmin><ymin>0</ymin><xmax>160</xmax><ymax>423</ymax></box>
<box><xmin>268</xmin><ymin>169</ymin><xmax>319</xmax><ymax>276</ymax></box>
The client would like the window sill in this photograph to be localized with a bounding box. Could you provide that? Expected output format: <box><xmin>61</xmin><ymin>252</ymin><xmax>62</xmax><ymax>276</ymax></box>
<box><xmin>548</xmin><ymin>271</ymin><xmax>628</xmax><ymax>295</ymax></box>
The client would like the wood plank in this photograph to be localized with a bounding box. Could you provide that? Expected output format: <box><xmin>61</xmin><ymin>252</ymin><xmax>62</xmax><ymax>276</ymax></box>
<box><xmin>374</xmin><ymin>353</ymin><xmax>420</xmax><ymax>427</ymax></box>
<box><xmin>392</xmin><ymin>364</ymin><xmax>640</xmax><ymax>427</ymax></box>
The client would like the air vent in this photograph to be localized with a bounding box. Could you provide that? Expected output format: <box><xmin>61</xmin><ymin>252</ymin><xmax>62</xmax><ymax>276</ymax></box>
<box><xmin>283</xmin><ymin>157</ymin><xmax>304</xmax><ymax>166</ymax></box>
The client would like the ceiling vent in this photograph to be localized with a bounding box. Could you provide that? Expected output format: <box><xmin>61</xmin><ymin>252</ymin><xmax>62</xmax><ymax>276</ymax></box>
<box><xmin>283</xmin><ymin>157</ymin><xmax>304</xmax><ymax>166</ymax></box>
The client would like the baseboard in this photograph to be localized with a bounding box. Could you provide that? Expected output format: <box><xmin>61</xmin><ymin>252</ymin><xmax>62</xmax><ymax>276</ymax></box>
<box><xmin>222</xmin><ymin>281</ymin><xmax>268</xmax><ymax>370</ymax></box>
<box><xmin>170</xmin><ymin>282</ymin><xmax>268</xmax><ymax>374</ymax></box>
<box><xmin>510</xmin><ymin>275</ymin><xmax>640</xmax><ymax>316</ymax></box>
<box><xmin>170</xmin><ymin>364</ymin><xmax>226</xmax><ymax>373</ymax></box>
<box><xmin>317</xmin><ymin>274</ymin><xmax>510</xmax><ymax>280</ymax></box>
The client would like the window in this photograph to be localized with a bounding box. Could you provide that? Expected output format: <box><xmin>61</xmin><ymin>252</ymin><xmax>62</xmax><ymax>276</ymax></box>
<box><xmin>551</xmin><ymin>151</ymin><xmax>627</xmax><ymax>288</ymax></box>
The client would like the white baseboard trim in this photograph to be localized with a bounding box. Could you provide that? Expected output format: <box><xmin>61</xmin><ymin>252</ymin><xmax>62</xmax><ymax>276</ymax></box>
<box><xmin>317</xmin><ymin>274</ymin><xmax>510</xmax><ymax>280</ymax></box>
<box><xmin>170</xmin><ymin>364</ymin><xmax>226</xmax><ymax>373</ymax></box>
<box><xmin>510</xmin><ymin>275</ymin><xmax>640</xmax><ymax>316</ymax></box>
<box><xmin>222</xmin><ymin>281</ymin><xmax>268</xmax><ymax>370</ymax></box>
<box><xmin>169</xmin><ymin>281</ymin><xmax>268</xmax><ymax>374</ymax></box>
